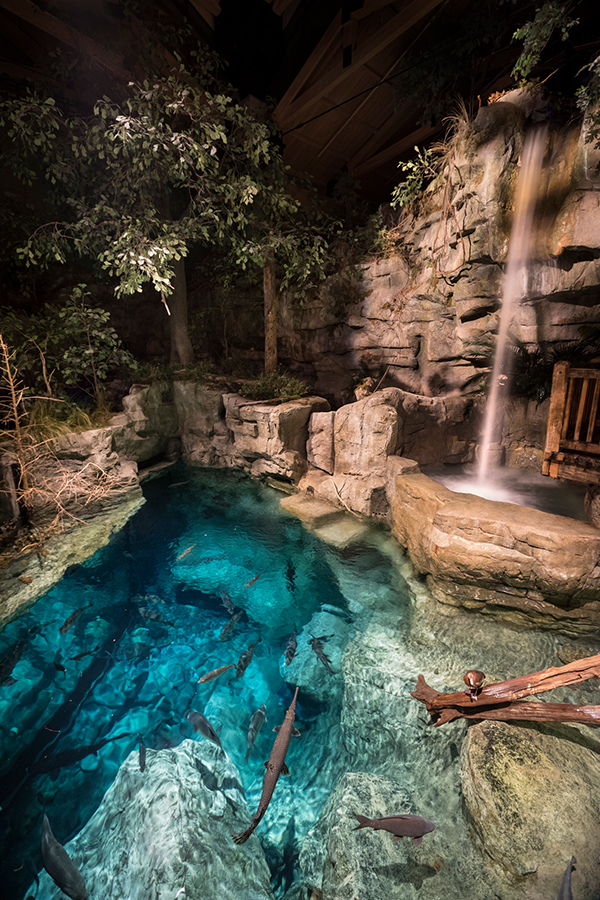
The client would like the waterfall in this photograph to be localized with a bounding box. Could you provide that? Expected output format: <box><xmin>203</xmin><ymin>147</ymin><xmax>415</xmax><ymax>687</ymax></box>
<box><xmin>477</xmin><ymin>126</ymin><xmax>547</xmax><ymax>484</ymax></box>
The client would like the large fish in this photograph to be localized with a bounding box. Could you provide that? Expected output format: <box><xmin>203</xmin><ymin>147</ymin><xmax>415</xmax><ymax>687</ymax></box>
<box><xmin>232</xmin><ymin>687</ymin><xmax>299</xmax><ymax>845</ymax></box>
<box><xmin>284</xmin><ymin>626</ymin><xmax>298</xmax><ymax>667</ymax></box>
<box><xmin>236</xmin><ymin>637</ymin><xmax>262</xmax><ymax>679</ymax></box>
<box><xmin>197</xmin><ymin>663</ymin><xmax>236</xmax><ymax>684</ymax></box>
<box><xmin>219</xmin><ymin>610</ymin><xmax>242</xmax><ymax>641</ymax></box>
<box><xmin>352</xmin><ymin>813</ymin><xmax>435</xmax><ymax>846</ymax></box>
<box><xmin>245</xmin><ymin>703</ymin><xmax>267</xmax><ymax>763</ymax></box>
<box><xmin>59</xmin><ymin>603</ymin><xmax>92</xmax><ymax>635</ymax></box>
<box><xmin>0</xmin><ymin>637</ymin><xmax>27</xmax><ymax>686</ymax></box>
<box><xmin>30</xmin><ymin>732</ymin><xmax>130</xmax><ymax>776</ymax></box>
<box><xmin>309</xmin><ymin>634</ymin><xmax>334</xmax><ymax>675</ymax></box>
<box><xmin>220</xmin><ymin>590</ymin><xmax>235</xmax><ymax>615</ymax></box>
<box><xmin>138</xmin><ymin>734</ymin><xmax>147</xmax><ymax>773</ymax></box>
<box><xmin>557</xmin><ymin>856</ymin><xmax>576</xmax><ymax>900</ymax></box>
<box><xmin>187</xmin><ymin>710</ymin><xmax>222</xmax><ymax>747</ymax></box>
<box><xmin>41</xmin><ymin>814</ymin><xmax>88</xmax><ymax>900</ymax></box>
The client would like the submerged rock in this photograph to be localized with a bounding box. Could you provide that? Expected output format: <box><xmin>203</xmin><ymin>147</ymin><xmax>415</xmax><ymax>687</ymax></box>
<box><xmin>299</xmin><ymin>771</ymin><xmax>437</xmax><ymax>900</ymax></box>
<box><xmin>33</xmin><ymin>739</ymin><xmax>274</xmax><ymax>900</ymax></box>
<box><xmin>460</xmin><ymin>719</ymin><xmax>600</xmax><ymax>900</ymax></box>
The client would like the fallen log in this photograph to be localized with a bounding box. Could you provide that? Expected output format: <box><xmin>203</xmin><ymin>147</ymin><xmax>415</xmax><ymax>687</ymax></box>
<box><xmin>432</xmin><ymin>701</ymin><xmax>600</xmax><ymax>728</ymax></box>
<box><xmin>411</xmin><ymin>653</ymin><xmax>600</xmax><ymax>713</ymax></box>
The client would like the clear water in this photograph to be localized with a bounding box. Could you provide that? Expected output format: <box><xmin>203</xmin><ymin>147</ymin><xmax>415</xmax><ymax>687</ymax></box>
<box><xmin>425</xmin><ymin>463</ymin><xmax>588</xmax><ymax>521</ymax></box>
<box><xmin>0</xmin><ymin>465</ymin><xmax>587</xmax><ymax>900</ymax></box>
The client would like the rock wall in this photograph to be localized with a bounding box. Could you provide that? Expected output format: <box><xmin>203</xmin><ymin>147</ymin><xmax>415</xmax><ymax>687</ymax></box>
<box><xmin>279</xmin><ymin>89</ymin><xmax>600</xmax><ymax>406</ymax></box>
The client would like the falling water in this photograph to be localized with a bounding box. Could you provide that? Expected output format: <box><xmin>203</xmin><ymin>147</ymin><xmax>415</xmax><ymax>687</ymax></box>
<box><xmin>477</xmin><ymin>126</ymin><xmax>547</xmax><ymax>484</ymax></box>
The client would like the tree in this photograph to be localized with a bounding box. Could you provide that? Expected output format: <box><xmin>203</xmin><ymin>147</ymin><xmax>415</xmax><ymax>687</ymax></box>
<box><xmin>0</xmin><ymin>62</ymin><xmax>282</xmax><ymax>366</ymax></box>
<box><xmin>225</xmin><ymin>155</ymin><xmax>338</xmax><ymax>373</ymax></box>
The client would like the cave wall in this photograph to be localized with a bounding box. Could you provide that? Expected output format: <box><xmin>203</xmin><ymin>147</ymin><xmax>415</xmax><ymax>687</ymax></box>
<box><xmin>279</xmin><ymin>88</ymin><xmax>600</xmax><ymax>406</ymax></box>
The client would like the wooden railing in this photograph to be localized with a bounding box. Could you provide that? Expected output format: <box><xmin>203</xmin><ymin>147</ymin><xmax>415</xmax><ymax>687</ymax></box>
<box><xmin>543</xmin><ymin>361</ymin><xmax>600</xmax><ymax>484</ymax></box>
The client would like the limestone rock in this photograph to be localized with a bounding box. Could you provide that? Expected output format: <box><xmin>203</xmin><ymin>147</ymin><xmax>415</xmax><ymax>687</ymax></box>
<box><xmin>460</xmin><ymin>720</ymin><xmax>600</xmax><ymax>899</ymax></box>
<box><xmin>389</xmin><ymin>467</ymin><xmax>600</xmax><ymax>630</ymax></box>
<box><xmin>111</xmin><ymin>383</ymin><xmax>179</xmax><ymax>462</ymax></box>
<box><xmin>0</xmin><ymin>494</ymin><xmax>143</xmax><ymax>628</ymax></box>
<box><xmin>33</xmin><ymin>739</ymin><xmax>274</xmax><ymax>900</ymax></box>
<box><xmin>306</xmin><ymin>411</ymin><xmax>335</xmax><ymax>474</ymax></box>
<box><xmin>174</xmin><ymin>381</ymin><xmax>226</xmax><ymax>466</ymax></box>
<box><xmin>334</xmin><ymin>388</ymin><xmax>403</xmax><ymax>476</ymax></box>
<box><xmin>224</xmin><ymin>394</ymin><xmax>330</xmax><ymax>481</ymax></box>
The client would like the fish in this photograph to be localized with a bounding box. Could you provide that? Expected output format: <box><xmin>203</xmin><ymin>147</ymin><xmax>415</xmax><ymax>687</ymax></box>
<box><xmin>197</xmin><ymin>554</ymin><xmax>226</xmax><ymax>564</ymax></box>
<box><xmin>244</xmin><ymin>574</ymin><xmax>260</xmax><ymax>589</ymax></box>
<box><xmin>53</xmin><ymin>661</ymin><xmax>67</xmax><ymax>676</ymax></box>
<box><xmin>177</xmin><ymin>543</ymin><xmax>196</xmax><ymax>560</ymax></box>
<box><xmin>69</xmin><ymin>644</ymin><xmax>100</xmax><ymax>661</ymax></box>
<box><xmin>557</xmin><ymin>856</ymin><xmax>576</xmax><ymax>900</ymax></box>
<box><xmin>309</xmin><ymin>634</ymin><xmax>334</xmax><ymax>675</ymax></box>
<box><xmin>245</xmin><ymin>703</ymin><xmax>267</xmax><ymax>763</ymax></box>
<box><xmin>0</xmin><ymin>637</ymin><xmax>27</xmax><ymax>686</ymax></box>
<box><xmin>187</xmin><ymin>710</ymin><xmax>222</xmax><ymax>747</ymax></box>
<box><xmin>285</xmin><ymin>559</ymin><xmax>296</xmax><ymax>592</ymax></box>
<box><xmin>59</xmin><ymin>603</ymin><xmax>92</xmax><ymax>635</ymax></box>
<box><xmin>138</xmin><ymin>734</ymin><xmax>146</xmax><ymax>772</ymax></box>
<box><xmin>41</xmin><ymin>814</ymin><xmax>88</xmax><ymax>900</ymax></box>
<box><xmin>352</xmin><ymin>813</ymin><xmax>436</xmax><ymax>846</ymax></box>
<box><xmin>284</xmin><ymin>625</ymin><xmax>298</xmax><ymax>666</ymax></box>
<box><xmin>219</xmin><ymin>610</ymin><xmax>242</xmax><ymax>641</ymax></box>
<box><xmin>236</xmin><ymin>637</ymin><xmax>262</xmax><ymax>679</ymax></box>
<box><xmin>197</xmin><ymin>663</ymin><xmax>236</xmax><ymax>684</ymax></box>
<box><xmin>30</xmin><ymin>732</ymin><xmax>131</xmax><ymax>776</ymax></box>
<box><xmin>220</xmin><ymin>590</ymin><xmax>235</xmax><ymax>614</ymax></box>
<box><xmin>138</xmin><ymin>607</ymin><xmax>174</xmax><ymax>626</ymax></box>
<box><xmin>232</xmin><ymin>686</ymin><xmax>299</xmax><ymax>845</ymax></box>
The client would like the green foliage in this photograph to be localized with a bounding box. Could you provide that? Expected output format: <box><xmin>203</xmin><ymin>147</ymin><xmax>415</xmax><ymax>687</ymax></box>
<box><xmin>238</xmin><ymin>370</ymin><xmax>309</xmax><ymax>402</ymax></box>
<box><xmin>0</xmin><ymin>285</ymin><xmax>136</xmax><ymax>402</ymax></box>
<box><xmin>390</xmin><ymin>146</ymin><xmax>438</xmax><ymax>211</ymax></box>
<box><xmin>509</xmin><ymin>338</ymin><xmax>600</xmax><ymax>403</ymax></box>
<box><xmin>511</xmin><ymin>2</ymin><xmax>579</xmax><ymax>83</ymax></box>
<box><xmin>576</xmin><ymin>54</ymin><xmax>600</xmax><ymax>156</ymax></box>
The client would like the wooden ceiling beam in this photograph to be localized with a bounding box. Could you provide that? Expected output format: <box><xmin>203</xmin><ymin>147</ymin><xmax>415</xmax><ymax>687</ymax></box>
<box><xmin>0</xmin><ymin>0</ymin><xmax>130</xmax><ymax>78</ymax></box>
<box><xmin>0</xmin><ymin>8</ymin><xmax>47</xmax><ymax>63</ymax></box>
<box><xmin>275</xmin><ymin>8</ymin><xmax>342</xmax><ymax>124</ymax></box>
<box><xmin>349</xmin><ymin>123</ymin><xmax>436</xmax><ymax>177</ymax></box>
<box><xmin>0</xmin><ymin>58</ymin><xmax>56</xmax><ymax>84</ymax></box>
<box><xmin>346</xmin><ymin>102</ymin><xmax>414</xmax><ymax>169</ymax></box>
<box><xmin>187</xmin><ymin>0</ymin><xmax>220</xmax><ymax>29</ymax></box>
<box><xmin>277</xmin><ymin>0</ymin><xmax>445</xmax><ymax>131</ymax></box>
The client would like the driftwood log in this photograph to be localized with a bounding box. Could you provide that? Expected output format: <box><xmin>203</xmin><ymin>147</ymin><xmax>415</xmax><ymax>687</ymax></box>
<box><xmin>411</xmin><ymin>654</ymin><xmax>600</xmax><ymax>727</ymax></box>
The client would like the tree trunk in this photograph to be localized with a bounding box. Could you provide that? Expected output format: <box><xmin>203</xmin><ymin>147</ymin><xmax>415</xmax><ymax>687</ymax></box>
<box><xmin>168</xmin><ymin>256</ymin><xmax>194</xmax><ymax>366</ymax></box>
<box><xmin>263</xmin><ymin>258</ymin><xmax>278</xmax><ymax>374</ymax></box>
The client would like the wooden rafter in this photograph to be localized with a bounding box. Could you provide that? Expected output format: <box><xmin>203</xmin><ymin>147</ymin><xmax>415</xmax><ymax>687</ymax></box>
<box><xmin>277</xmin><ymin>0</ymin><xmax>445</xmax><ymax>132</ymax></box>
<box><xmin>0</xmin><ymin>0</ymin><xmax>130</xmax><ymax>78</ymax></box>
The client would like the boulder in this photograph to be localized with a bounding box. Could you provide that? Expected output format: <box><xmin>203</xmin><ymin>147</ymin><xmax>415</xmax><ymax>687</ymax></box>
<box><xmin>33</xmin><ymin>739</ymin><xmax>274</xmax><ymax>900</ymax></box>
<box><xmin>334</xmin><ymin>388</ymin><xmax>403</xmax><ymax>476</ymax></box>
<box><xmin>306</xmin><ymin>410</ymin><xmax>335</xmax><ymax>474</ymax></box>
<box><xmin>460</xmin><ymin>720</ymin><xmax>600</xmax><ymax>899</ymax></box>
<box><xmin>388</xmin><ymin>464</ymin><xmax>600</xmax><ymax>633</ymax></box>
<box><xmin>224</xmin><ymin>394</ymin><xmax>330</xmax><ymax>481</ymax></box>
<box><xmin>173</xmin><ymin>381</ymin><xmax>227</xmax><ymax>466</ymax></box>
<box><xmin>300</xmin><ymin>772</ymin><xmax>436</xmax><ymax>900</ymax></box>
<box><xmin>111</xmin><ymin>383</ymin><xmax>180</xmax><ymax>462</ymax></box>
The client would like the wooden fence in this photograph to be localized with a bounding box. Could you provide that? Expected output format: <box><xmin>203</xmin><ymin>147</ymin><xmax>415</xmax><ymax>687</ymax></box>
<box><xmin>542</xmin><ymin>361</ymin><xmax>600</xmax><ymax>485</ymax></box>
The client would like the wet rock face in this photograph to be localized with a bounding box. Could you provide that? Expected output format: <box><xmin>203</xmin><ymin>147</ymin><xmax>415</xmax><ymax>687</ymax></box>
<box><xmin>33</xmin><ymin>739</ymin><xmax>274</xmax><ymax>900</ymax></box>
<box><xmin>277</xmin><ymin>97</ymin><xmax>600</xmax><ymax>407</ymax></box>
<box><xmin>460</xmin><ymin>720</ymin><xmax>600</xmax><ymax>900</ymax></box>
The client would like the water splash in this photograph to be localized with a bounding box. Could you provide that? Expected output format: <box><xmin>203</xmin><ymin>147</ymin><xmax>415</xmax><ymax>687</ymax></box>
<box><xmin>477</xmin><ymin>126</ymin><xmax>548</xmax><ymax>484</ymax></box>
